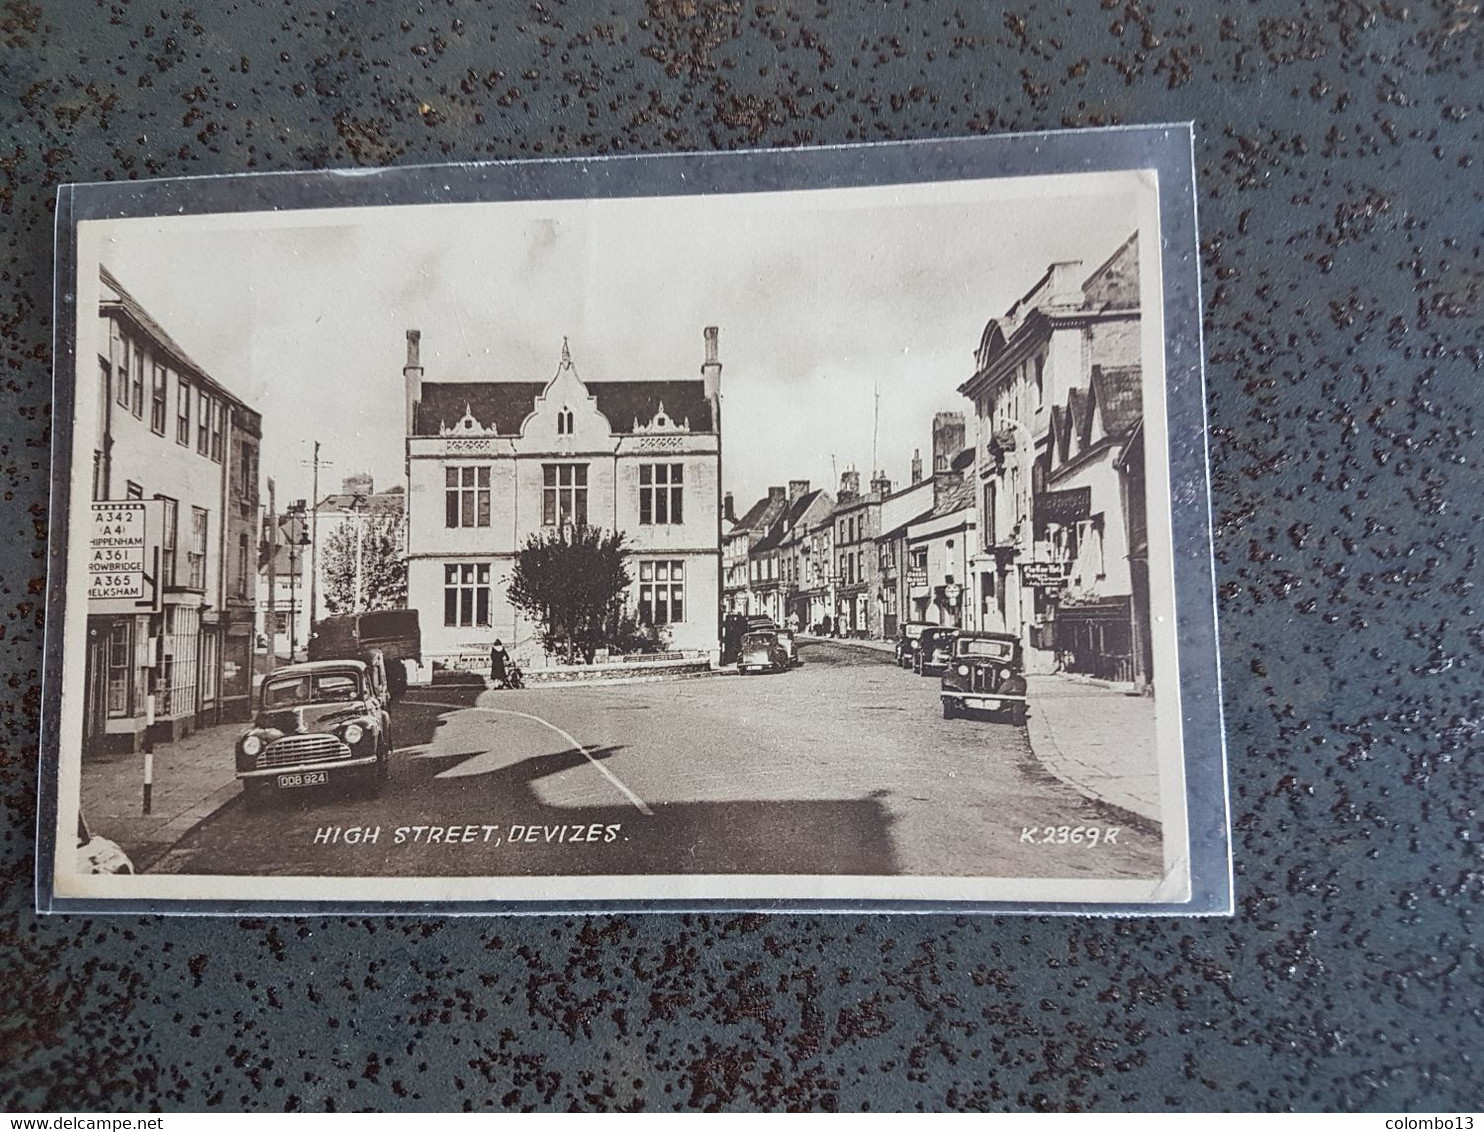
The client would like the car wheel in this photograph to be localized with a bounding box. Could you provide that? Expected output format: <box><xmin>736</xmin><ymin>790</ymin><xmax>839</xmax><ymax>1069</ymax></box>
<box><xmin>942</xmin><ymin>699</ymin><xmax>958</xmax><ymax>720</ymax></box>
<box><xmin>1009</xmin><ymin>704</ymin><xmax>1027</xmax><ymax>726</ymax></box>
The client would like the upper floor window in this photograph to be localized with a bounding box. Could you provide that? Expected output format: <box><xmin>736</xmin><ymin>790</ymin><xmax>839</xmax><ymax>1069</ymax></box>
<box><xmin>639</xmin><ymin>463</ymin><xmax>683</xmax><ymax>525</ymax></box>
<box><xmin>157</xmin><ymin>496</ymin><xmax>178</xmax><ymax>587</ymax></box>
<box><xmin>177</xmin><ymin>380</ymin><xmax>191</xmax><ymax>446</ymax></box>
<box><xmin>1034</xmin><ymin>355</ymin><xmax>1046</xmax><ymax>408</ymax></box>
<box><xmin>446</xmin><ymin>466</ymin><xmax>491</xmax><ymax>528</ymax></box>
<box><xmin>131</xmin><ymin>343</ymin><xmax>145</xmax><ymax>419</ymax></box>
<box><xmin>188</xmin><ymin>507</ymin><xmax>209</xmax><ymax>589</ymax></box>
<box><xmin>542</xmin><ymin>463</ymin><xmax>588</xmax><ymax>526</ymax></box>
<box><xmin>197</xmin><ymin>392</ymin><xmax>212</xmax><ymax>455</ymax></box>
<box><xmin>116</xmin><ymin>338</ymin><xmax>132</xmax><ymax>409</ymax></box>
<box><xmin>210</xmin><ymin>400</ymin><xmax>226</xmax><ymax>463</ymax></box>
<box><xmin>556</xmin><ymin>407</ymin><xmax>574</xmax><ymax>435</ymax></box>
<box><xmin>150</xmin><ymin>363</ymin><xmax>168</xmax><ymax>434</ymax></box>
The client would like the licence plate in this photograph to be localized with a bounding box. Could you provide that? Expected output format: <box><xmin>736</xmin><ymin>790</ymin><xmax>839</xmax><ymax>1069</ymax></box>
<box><xmin>277</xmin><ymin>770</ymin><xmax>329</xmax><ymax>788</ymax></box>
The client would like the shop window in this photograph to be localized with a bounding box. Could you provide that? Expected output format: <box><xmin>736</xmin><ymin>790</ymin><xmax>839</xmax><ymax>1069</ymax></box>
<box><xmin>106</xmin><ymin>620</ymin><xmax>133</xmax><ymax>718</ymax></box>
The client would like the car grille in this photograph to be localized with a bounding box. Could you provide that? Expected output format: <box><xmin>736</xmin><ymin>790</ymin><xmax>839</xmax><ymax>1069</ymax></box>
<box><xmin>258</xmin><ymin>733</ymin><xmax>347</xmax><ymax>769</ymax></box>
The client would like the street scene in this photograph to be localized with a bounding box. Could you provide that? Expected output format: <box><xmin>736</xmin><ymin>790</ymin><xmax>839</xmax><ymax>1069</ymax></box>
<box><xmin>93</xmin><ymin>641</ymin><xmax>1159</xmax><ymax>881</ymax></box>
<box><xmin>63</xmin><ymin>169</ymin><xmax>1176</xmax><ymax>900</ymax></box>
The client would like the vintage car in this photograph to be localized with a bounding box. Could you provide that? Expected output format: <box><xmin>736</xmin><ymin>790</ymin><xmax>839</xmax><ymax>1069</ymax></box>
<box><xmin>939</xmin><ymin>632</ymin><xmax>1027</xmax><ymax>722</ymax></box>
<box><xmin>913</xmin><ymin>626</ymin><xmax>959</xmax><ymax>676</ymax></box>
<box><xmin>775</xmin><ymin>628</ymin><xmax>802</xmax><ymax>667</ymax></box>
<box><xmin>236</xmin><ymin>657</ymin><xmax>392</xmax><ymax>800</ymax></box>
<box><xmin>738</xmin><ymin>629</ymin><xmax>790</xmax><ymax>674</ymax></box>
<box><xmin>894</xmin><ymin>621</ymin><xmax>936</xmax><ymax>668</ymax></box>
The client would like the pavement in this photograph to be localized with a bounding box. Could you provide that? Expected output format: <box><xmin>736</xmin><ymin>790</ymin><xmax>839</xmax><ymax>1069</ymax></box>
<box><xmin>79</xmin><ymin>718</ymin><xmax>250</xmax><ymax>872</ymax></box>
<box><xmin>814</xmin><ymin>635</ymin><xmax>1162</xmax><ymax>827</ymax></box>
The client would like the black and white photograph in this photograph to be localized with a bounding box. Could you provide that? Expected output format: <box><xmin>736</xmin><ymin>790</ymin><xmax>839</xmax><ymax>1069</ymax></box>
<box><xmin>44</xmin><ymin>135</ymin><xmax>1224</xmax><ymax>912</ymax></box>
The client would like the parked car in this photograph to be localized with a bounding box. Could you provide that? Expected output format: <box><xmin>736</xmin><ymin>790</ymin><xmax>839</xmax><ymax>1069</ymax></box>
<box><xmin>308</xmin><ymin>609</ymin><xmax>420</xmax><ymax>698</ymax></box>
<box><xmin>738</xmin><ymin>629</ymin><xmax>790</xmax><ymax>674</ymax></box>
<box><xmin>894</xmin><ymin>621</ymin><xmax>936</xmax><ymax>668</ymax></box>
<box><xmin>76</xmin><ymin>813</ymin><xmax>134</xmax><ymax>874</ymax></box>
<box><xmin>722</xmin><ymin>613</ymin><xmax>776</xmax><ymax>664</ymax></box>
<box><xmin>914</xmin><ymin>626</ymin><xmax>959</xmax><ymax>675</ymax></box>
<box><xmin>939</xmin><ymin>632</ymin><xmax>1027</xmax><ymax>722</ymax></box>
<box><xmin>776</xmin><ymin>628</ymin><xmax>802</xmax><ymax>667</ymax></box>
<box><xmin>236</xmin><ymin>657</ymin><xmax>392</xmax><ymax>801</ymax></box>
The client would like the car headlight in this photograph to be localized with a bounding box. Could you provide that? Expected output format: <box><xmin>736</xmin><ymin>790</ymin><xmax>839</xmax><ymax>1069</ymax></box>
<box><xmin>342</xmin><ymin>722</ymin><xmax>364</xmax><ymax>745</ymax></box>
<box><xmin>241</xmin><ymin>734</ymin><xmax>263</xmax><ymax>757</ymax></box>
<box><xmin>956</xmin><ymin>664</ymin><xmax>970</xmax><ymax>676</ymax></box>
<box><xmin>995</xmin><ymin>666</ymin><xmax>1005</xmax><ymax>680</ymax></box>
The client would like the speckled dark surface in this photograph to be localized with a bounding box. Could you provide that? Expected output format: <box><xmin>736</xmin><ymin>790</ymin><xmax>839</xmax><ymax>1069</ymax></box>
<box><xmin>2</xmin><ymin>1</ymin><xmax>1479</xmax><ymax>1113</ymax></box>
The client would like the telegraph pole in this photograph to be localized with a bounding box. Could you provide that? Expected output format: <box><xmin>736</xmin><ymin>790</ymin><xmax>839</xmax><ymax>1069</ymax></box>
<box><xmin>301</xmin><ymin>442</ymin><xmax>333</xmax><ymax>634</ymax></box>
<box><xmin>266</xmin><ymin>476</ymin><xmax>277</xmax><ymax>675</ymax></box>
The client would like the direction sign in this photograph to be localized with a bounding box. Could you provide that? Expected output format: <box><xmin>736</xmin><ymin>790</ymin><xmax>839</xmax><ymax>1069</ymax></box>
<box><xmin>88</xmin><ymin>501</ymin><xmax>158</xmax><ymax>613</ymax></box>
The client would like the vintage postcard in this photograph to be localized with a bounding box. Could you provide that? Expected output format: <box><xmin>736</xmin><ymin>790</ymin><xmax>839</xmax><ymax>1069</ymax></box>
<box><xmin>40</xmin><ymin>129</ymin><xmax>1230</xmax><ymax>913</ymax></box>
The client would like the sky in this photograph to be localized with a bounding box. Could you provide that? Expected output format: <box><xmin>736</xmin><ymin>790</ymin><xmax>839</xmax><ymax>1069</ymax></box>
<box><xmin>82</xmin><ymin>170</ymin><xmax>1145</xmax><ymax>512</ymax></box>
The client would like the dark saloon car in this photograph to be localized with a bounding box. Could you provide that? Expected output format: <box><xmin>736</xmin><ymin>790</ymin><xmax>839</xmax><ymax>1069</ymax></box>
<box><xmin>939</xmin><ymin>632</ymin><xmax>1027</xmax><ymax>722</ymax></box>
<box><xmin>236</xmin><ymin>658</ymin><xmax>392</xmax><ymax>800</ymax></box>
<box><xmin>738</xmin><ymin>629</ymin><xmax>790</xmax><ymax>674</ymax></box>
<box><xmin>894</xmin><ymin>621</ymin><xmax>936</xmax><ymax>668</ymax></box>
<box><xmin>913</xmin><ymin>626</ymin><xmax>959</xmax><ymax>676</ymax></box>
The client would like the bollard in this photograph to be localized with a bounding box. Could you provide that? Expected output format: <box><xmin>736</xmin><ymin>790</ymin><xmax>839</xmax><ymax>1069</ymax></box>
<box><xmin>142</xmin><ymin>692</ymin><xmax>155</xmax><ymax>815</ymax></box>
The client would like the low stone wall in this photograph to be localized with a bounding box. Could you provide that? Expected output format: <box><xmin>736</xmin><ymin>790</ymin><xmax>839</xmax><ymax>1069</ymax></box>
<box><xmin>524</xmin><ymin>656</ymin><xmax>711</xmax><ymax>685</ymax></box>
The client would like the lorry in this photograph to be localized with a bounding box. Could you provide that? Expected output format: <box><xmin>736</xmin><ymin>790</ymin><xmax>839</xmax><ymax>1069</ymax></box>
<box><xmin>307</xmin><ymin>609</ymin><xmax>421</xmax><ymax>699</ymax></box>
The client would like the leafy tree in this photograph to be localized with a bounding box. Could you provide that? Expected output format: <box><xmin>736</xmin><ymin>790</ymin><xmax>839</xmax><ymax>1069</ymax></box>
<box><xmin>322</xmin><ymin>511</ymin><xmax>407</xmax><ymax>614</ymax></box>
<box><xmin>507</xmin><ymin>524</ymin><xmax>632</xmax><ymax>663</ymax></box>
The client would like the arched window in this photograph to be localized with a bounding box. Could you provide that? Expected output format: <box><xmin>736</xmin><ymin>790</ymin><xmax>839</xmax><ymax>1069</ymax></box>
<box><xmin>557</xmin><ymin>407</ymin><xmax>574</xmax><ymax>435</ymax></box>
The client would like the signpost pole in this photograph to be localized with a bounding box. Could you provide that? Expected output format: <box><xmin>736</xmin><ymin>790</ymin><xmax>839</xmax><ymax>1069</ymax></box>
<box><xmin>142</xmin><ymin>691</ymin><xmax>155</xmax><ymax>815</ymax></box>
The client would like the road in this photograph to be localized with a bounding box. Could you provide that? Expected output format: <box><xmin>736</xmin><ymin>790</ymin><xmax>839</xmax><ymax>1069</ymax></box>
<box><xmin>151</xmin><ymin>641</ymin><xmax>1162</xmax><ymax>880</ymax></box>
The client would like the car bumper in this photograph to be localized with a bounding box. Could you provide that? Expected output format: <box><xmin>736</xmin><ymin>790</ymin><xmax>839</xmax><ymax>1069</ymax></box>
<box><xmin>940</xmin><ymin>691</ymin><xmax>1026</xmax><ymax>709</ymax></box>
<box><xmin>739</xmin><ymin>663</ymin><xmax>779</xmax><ymax>672</ymax></box>
<box><xmin>237</xmin><ymin>754</ymin><xmax>378</xmax><ymax>783</ymax></box>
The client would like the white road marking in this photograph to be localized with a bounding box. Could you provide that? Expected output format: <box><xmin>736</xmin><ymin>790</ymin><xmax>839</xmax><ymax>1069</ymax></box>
<box><xmin>413</xmin><ymin>700</ymin><xmax>653</xmax><ymax>816</ymax></box>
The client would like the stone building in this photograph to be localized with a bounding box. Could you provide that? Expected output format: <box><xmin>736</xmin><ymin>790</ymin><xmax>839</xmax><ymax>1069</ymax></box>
<box><xmin>958</xmin><ymin>232</ymin><xmax>1144</xmax><ymax>679</ymax></box>
<box><xmin>403</xmin><ymin>329</ymin><xmax>723</xmax><ymax>665</ymax></box>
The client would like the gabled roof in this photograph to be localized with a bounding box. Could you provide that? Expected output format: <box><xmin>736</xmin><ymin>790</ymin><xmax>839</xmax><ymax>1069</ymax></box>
<box><xmin>784</xmin><ymin>488</ymin><xmax>829</xmax><ymax>528</ymax></box>
<box><xmin>1090</xmin><ymin>365</ymin><xmax>1142</xmax><ymax>437</ymax></box>
<box><xmin>752</xmin><ymin>524</ymin><xmax>785</xmax><ymax>553</ymax></box>
<box><xmin>589</xmin><ymin>381</ymin><xmax>714</xmax><ymax>434</ymax></box>
<box><xmin>415</xmin><ymin>382</ymin><xmax>547</xmax><ymax>436</ymax></box>
<box><xmin>730</xmin><ymin>492</ymin><xmax>788</xmax><ymax>536</ymax></box>
<box><xmin>413</xmin><ymin>379</ymin><xmax>713</xmax><ymax>437</ymax></box>
<box><xmin>928</xmin><ymin>476</ymin><xmax>974</xmax><ymax>520</ymax></box>
<box><xmin>100</xmin><ymin>265</ymin><xmax>256</xmax><ymax>412</ymax></box>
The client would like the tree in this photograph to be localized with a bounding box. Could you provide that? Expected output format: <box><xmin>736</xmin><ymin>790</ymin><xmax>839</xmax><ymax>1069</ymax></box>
<box><xmin>507</xmin><ymin>524</ymin><xmax>632</xmax><ymax>663</ymax></box>
<box><xmin>322</xmin><ymin>511</ymin><xmax>407</xmax><ymax>614</ymax></box>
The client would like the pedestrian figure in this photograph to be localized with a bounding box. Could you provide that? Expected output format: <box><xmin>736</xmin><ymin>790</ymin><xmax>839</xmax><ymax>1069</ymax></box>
<box><xmin>490</xmin><ymin>638</ymin><xmax>511</xmax><ymax>688</ymax></box>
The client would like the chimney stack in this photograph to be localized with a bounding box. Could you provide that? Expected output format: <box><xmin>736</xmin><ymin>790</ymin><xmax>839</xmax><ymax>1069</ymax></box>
<box><xmin>723</xmin><ymin>492</ymin><xmax>735</xmax><ymax>523</ymax></box>
<box><xmin>404</xmin><ymin>329</ymin><xmax>424</xmax><ymax>435</ymax></box>
<box><xmin>932</xmin><ymin>411</ymin><xmax>966</xmax><ymax>475</ymax></box>
<box><xmin>701</xmin><ymin>326</ymin><xmax>722</xmax><ymax>409</ymax></box>
<box><xmin>870</xmin><ymin>470</ymin><xmax>892</xmax><ymax>497</ymax></box>
<box><xmin>838</xmin><ymin>469</ymin><xmax>860</xmax><ymax>502</ymax></box>
<box><xmin>788</xmin><ymin>479</ymin><xmax>810</xmax><ymax>503</ymax></box>
<box><xmin>768</xmin><ymin>485</ymin><xmax>786</xmax><ymax>502</ymax></box>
